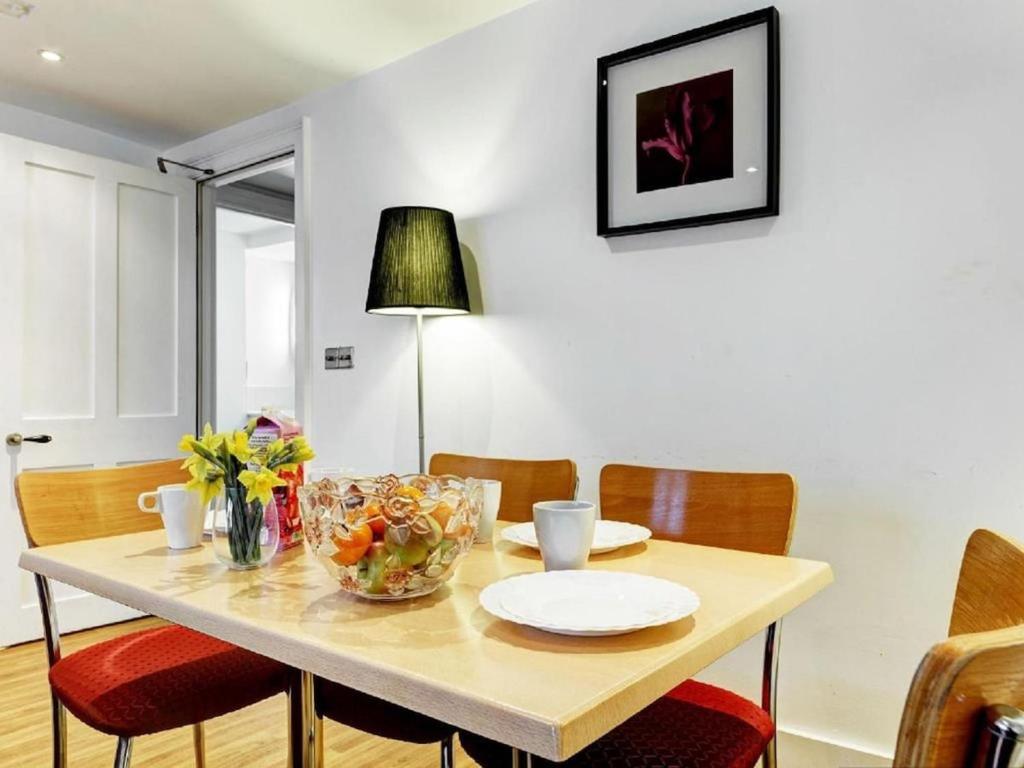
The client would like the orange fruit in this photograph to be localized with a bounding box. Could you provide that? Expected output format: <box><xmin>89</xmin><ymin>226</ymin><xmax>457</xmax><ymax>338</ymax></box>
<box><xmin>396</xmin><ymin>485</ymin><xmax>425</xmax><ymax>500</ymax></box>
<box><xmin>430</xmin><ymin>501</ymin><xmax>454</xmax><ymax>530</ymax></box>
<box><xmin>363</xmin><ymin>501</ymin><xmax>387</xmax><ymax>538</ymax></box>
<box><xmin>329</xmin><ymin>522</ymin><xmax>373</xmax><ymax>566</ymax></box>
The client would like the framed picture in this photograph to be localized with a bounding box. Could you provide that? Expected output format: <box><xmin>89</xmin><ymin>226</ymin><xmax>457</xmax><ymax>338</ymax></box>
<box><xmin>597</xmin><ymin>7</ymin><xmax>780</xmax><ymax>237</ymax></box>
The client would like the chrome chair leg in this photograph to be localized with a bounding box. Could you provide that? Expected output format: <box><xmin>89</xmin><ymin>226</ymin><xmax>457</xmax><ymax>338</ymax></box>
<box><xmin>511</xmin><ymin>747</ymin><xmax>532</xmax><ymax>768</ymax></box>
<box><xmin>113</xmin><ymin>736</ymin><xmax>133</xmax><ymax>768</ymax></box>
<box><xmin>50</xmin><ymin>695</ymin><xmax>67</xmax><ymax>768</ymax></box>
<box><xmin>37</xmin><ymin>575</ymin><xmax>67</xmax><ymax>768</ymax></box>
<box><xmin>34</xmin><ymin>575</ymin><xmax>62</xmax><ymax>667</ymax></box>
<box><xmin>440</xmin><ymin>734</ymin><xmax>455</xmax><ymax>768</ymax></box>
<box><xmin>192</xmin><ymin>722</ymin><xmax>206</xmax><ymax>768</ymax></box>
<box><xmin>762</xmin><ymin>620</ymin><xmax>782</xmax><ymax>768</ymax></box>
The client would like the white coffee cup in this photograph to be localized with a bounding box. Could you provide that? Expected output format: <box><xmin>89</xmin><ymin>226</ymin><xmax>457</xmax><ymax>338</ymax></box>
<box><xmin>533</xmin><ymin>500</ymin><xmax>597</xmax><ymax>571</ymax></box>
<box><xmin>475</xmin><ymin>479</ymin><xmax>502</xmax><ymax>543</ymax></box>
<box><xmin>138</xmin><ymin>484</ymin><xmax>204</xmax><ymax>550</ymax></box>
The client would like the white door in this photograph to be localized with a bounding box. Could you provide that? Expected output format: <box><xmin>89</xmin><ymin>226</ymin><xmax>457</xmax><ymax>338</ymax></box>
<box><xmin>0</xmin><ymin>133</ymin><xmax>196</xmax><ymax>646</ymax></box>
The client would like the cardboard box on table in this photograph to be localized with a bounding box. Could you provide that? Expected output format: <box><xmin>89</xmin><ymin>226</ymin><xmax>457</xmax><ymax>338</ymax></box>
<box><xmin>250</xmin><ymin>411</ymin><xmax>305</xmax><ymax>550</ymax></box>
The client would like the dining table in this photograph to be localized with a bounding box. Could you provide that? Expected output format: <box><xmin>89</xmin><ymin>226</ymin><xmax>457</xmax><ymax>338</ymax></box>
<box><xmin>19</xmin><ymin>521</ymin><xmax>832</xmax><ymax>767</ymax></box>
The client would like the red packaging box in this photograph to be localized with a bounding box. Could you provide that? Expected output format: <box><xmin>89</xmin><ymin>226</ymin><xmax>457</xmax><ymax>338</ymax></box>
<box><xmin>250</xmin><ymin>411</ymin><xmax>305</xmax><ymax>551</ymax></box>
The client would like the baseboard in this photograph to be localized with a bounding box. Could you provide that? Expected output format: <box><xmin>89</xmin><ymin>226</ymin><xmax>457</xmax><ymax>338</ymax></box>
<box><xmin>776</xmin><ymin>727</ymin><xmax>893</xmax><ymax>768</ymax></box>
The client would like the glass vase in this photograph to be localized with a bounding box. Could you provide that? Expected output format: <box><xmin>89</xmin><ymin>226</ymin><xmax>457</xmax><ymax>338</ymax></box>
<box><xmin>211</xmin><ymin>486</ymin><xmax>280</xmax><ymax>570</ymax></box>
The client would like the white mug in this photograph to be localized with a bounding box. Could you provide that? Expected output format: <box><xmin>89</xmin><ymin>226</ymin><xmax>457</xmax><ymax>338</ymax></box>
<box><xmin>475</xmin><ymin>479</ymin><xmax>502</xmax><ymax>543</ymax></box>
<box><xmin>138</xmin><ymin>484</ymin><xmax>204</xmax><ymax>550</ymax></box>
<box><xmin>533</xmin><ymin>500</ymin><xmax>596</xmax><ymax>571</ymax></box>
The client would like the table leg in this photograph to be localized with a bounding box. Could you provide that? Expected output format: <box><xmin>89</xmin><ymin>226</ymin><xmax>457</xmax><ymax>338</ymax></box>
<box><xmin>511</xmin><ymin>747</ymin><xmax>533</xmax><ymax>767</ymax></box>
<box><xmin>288</xmin><ymin>670</ymin><xmax>316</xmax><ymax>768</ymax></box>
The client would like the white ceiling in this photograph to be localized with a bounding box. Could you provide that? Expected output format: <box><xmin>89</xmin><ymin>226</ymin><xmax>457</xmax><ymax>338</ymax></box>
<box><xmin>0</xmin><ymin>0</ymin><xmax>536</xmax><ymax>148</ymax></box>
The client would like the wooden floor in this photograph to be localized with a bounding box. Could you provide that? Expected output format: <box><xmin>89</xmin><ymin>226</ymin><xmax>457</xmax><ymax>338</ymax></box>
<box><xmin>0</xmin><ymin>618</ymin><xmax>477</xmax><ymax>767</ymax></box>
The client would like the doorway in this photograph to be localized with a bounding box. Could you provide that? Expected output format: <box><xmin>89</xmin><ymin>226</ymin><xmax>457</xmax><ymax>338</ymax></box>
<box><xmin>198</xmin><ymin>154</ymin><xmax>309</xmax><ymax>434</ymax></box>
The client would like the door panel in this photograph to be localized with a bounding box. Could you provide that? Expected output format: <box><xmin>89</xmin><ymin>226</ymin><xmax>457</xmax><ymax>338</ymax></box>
<box><xmin>23</xmin><ymin>163</ymin><xmax>97</xmax><ymax>419</ymax></box>
<box><xmin>117</xmin><ymin>183</ymin><xmax>180</xmax><ymax>417</ymax></box>
<box><xmin>0</xmin><ymin>132</ymin><xmax>197</xmax><ymax>646</ymax></box>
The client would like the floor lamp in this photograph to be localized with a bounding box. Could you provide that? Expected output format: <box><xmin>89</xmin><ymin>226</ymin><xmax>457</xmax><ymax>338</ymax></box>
<box><xmin>365</xmin><ymin>206</ymin><xmax>470</xmax><ymax>473</ymax></box>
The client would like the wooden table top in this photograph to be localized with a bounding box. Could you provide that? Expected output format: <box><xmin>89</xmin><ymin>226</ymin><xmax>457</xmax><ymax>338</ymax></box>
<box><xmin>20</xmin><ymin>524</ymin><xmax>832</xmax><ymax>761</ymax></box>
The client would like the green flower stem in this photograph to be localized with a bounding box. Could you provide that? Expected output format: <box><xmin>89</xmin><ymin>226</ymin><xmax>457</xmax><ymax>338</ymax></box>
<box><xmin>226</xmin><ymin>485</ymin><xmax>263</xmax><ymax>565</ymax></box>
<box><xmin>245</xmin><ymin>500</ymin><xmax>263</xmax><ymax>562</ymax></box>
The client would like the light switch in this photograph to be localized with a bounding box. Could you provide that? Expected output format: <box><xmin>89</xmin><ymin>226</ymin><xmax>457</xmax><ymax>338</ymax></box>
<box><xmin>325</xmin><ymin>346</ymin><xmax>354</xmax><ymax>370</ymax></box>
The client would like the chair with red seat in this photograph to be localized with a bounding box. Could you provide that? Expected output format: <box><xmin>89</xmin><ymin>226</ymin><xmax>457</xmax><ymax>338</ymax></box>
<box><xmin>15</xmin><ymin>460</ymin><xmax>292</xmax><ymax>768</ymax></box>
<box><xmin>460</xmin><ymin>463</ymin><xmax>796</xmax><ymax>768</ymax></box>
<box><xmin>311</xmin><ymin>453</ymin><xmax>580</xmax><ymax>767</ymax></box>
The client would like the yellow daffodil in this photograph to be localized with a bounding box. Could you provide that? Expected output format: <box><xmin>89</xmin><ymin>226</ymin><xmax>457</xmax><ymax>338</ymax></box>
<box><xmin>264</xmin><ymin>436</ymin><xmax>316</xmax><ymax>472</ymax></box>
<box><xmin>179</xmin><ymin>424</ymin><xmax>225</xmax><ymax>464</ymax></box>
<box><xmin>186</xmin><ymin>473</ymin><xmax>225</xmax><ymax>506</ymax></box>
<box><xmin>238</xmin><ymin>467</ymin><xmax>286</xmax><ymax>506</ymax></box>
<box><xmin>289</xmin><ymin>436</ymin><xmax>316</xmax><ymax>463</ymax></box>
<box><xmin>225</xmin><ymin>430</ymin><xmax>253</xmax><ymax>463</ymax></box>
<box><xmin>197</xmin><ymin>423</ymin><xmax>223</xmax><ymax>450</ymax></box>
<box><xmin>180</xmin><ymin>453</ymin><xmax>207</xmax><ymax>480</ymax></box>
<box><xmin>178</xmin><ymin>423</ymin><xmax>312</xmax><ymax>510</ymax></box>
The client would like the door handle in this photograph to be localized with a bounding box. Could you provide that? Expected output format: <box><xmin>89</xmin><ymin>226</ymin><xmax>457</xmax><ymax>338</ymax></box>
<box><xmin>5</xmin><ymin>433</ymin><xmax>53</xmax><ymax>447</ymax></box>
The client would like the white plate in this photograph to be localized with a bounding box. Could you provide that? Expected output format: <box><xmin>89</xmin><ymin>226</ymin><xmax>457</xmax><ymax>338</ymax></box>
<box><xmin>501</xmin><ymin>519</ymin><xmax>651</xmax><ymax>554</ymax></box>
<box><xmin>480</xmin><ymin>570</ymin><xmax>699</xmax><ymax>636</ymax></box>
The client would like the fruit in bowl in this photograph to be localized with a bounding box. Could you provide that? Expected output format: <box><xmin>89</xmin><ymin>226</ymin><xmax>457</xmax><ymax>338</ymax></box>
<box><xmin>297</xmin><ymin>474</ymin><xmax>481</xmax><ymax>600</ymax></box>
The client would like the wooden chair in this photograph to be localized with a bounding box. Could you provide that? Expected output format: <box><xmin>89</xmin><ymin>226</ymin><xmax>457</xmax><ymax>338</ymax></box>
<box><xmin>15</xmin><ymin>461</ymin><xmax>290</xmax><ymax>768</ymax></box>
<box><xmin>460</xmin><ymin>463</ymin><xmax>797</xmax><ymax>768</ymax></box>
<box><xmin>428</xmin><ymin>453</ymin><xmax>579</xmax><ymax>522</ymax></box>
<box><xmin>599</xmin><ymin>463</ymin><xmax>797</xmax><ymax>556</ymax></box>
<box><xmin>311</xmin><ymin>454</ymin><xmax>579</xmax><ymax>768</ymax></box>
<box><xmin>894</xmin><ymin>529</ymin><xmax>1024</xmax><ymax>767</ymax></box>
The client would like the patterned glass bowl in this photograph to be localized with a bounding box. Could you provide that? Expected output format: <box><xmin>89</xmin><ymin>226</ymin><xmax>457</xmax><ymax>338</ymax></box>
<box><xmin>297</xmin><ymin>473</ymin><xmax>481</xmax><ymax>600</ymax></box>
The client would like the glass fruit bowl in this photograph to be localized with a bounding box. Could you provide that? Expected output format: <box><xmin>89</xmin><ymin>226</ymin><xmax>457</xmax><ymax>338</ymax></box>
<box><xmin>297</xmin><ymin>473</ymin><xmax>481</xmax><ymax>600</ymax></box>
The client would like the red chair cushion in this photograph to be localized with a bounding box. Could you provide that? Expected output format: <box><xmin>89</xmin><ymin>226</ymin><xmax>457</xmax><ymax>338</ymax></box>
<box><xmin>460</xmin><ymin>680</ymin><xmax>773</xmax><ymax>768</ymax></box>
<box><xmin>316</xmin><ymin>678</ymin><xmax>455</xmax><ymax>744</ymax></box>
<box><xmin>49</xmin><ymin>625</ymin><xmax>288</xmax><ymax>737</ymax></box>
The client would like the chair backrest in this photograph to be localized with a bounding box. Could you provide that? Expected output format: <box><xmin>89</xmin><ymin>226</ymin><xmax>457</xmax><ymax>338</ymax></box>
<box><xmin>15</xmin><ymin>460</ymin><xmax>188</xmax><ymax>547</ymax></box>
<box><xmin>429</xmin><ymin>453</ymin><xmax>578</xmax><ymax>523</ymax></box>
<box><xmin>894</xmin><ymin>530</ymin><xmax>1024</xmax><ymax>767</ymax></box>
<box><xmin>948</xmin><ymin>529</ymin><xmax>1024</xmax><ymax>636</ymax></box>
<box><xmin>599</xmin><ymin>464</ymin><xmax>797</xmax><ymax>556</ymax></box>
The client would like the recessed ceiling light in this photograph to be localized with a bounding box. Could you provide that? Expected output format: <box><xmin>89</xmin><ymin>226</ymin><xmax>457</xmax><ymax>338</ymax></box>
<box><xmin>0</xmin><ymin>1</ymin><xmax>33</xmax><ymax>19</ymax></box>
<box><xmin>745</xmin><ymin>166</ymin><xmax>759</xmax><ymax>174</ymax></box>
<box><xmin>38</xmin><ymin>49</ymin><xmax>64</xmax><ymax>63</ymax></box>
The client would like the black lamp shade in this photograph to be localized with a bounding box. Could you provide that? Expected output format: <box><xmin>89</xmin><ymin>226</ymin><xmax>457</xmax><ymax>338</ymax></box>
<box><xmin>365</xmin><ymin>206</ymin><xmax>470</xmax><ymax>316</ymax></box>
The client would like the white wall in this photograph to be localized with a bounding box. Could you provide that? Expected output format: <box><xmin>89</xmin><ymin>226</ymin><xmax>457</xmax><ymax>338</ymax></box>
<box><xmin>0</xmin><ymin>101</ymin><xmax>157</xmax><ymax>167</ymax></box>
<box><xmin>215</xmin><ymin>228</ymin><xmax>248</xmax><ymax>431</ymax></box>
<box><xmin>245</xmin><ymin>241</ymin><xmax>296</xmax><ymax>415</ymax></box>
<box><xmin>216</xmin><ymin>218</ymin><xmax>297</xmax><ymax>429</ymax></box>
<box><xmin>168</xmin><ymin>0</ymin><xmax>1024</xmax><ymax>758</ymax></box>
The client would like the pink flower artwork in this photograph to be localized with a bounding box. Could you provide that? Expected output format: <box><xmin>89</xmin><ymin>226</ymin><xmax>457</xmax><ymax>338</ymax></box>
<box><xmin>636</xmin><ymin>69</ymin><xmax>734</xmax><ymax>193</ymax></box>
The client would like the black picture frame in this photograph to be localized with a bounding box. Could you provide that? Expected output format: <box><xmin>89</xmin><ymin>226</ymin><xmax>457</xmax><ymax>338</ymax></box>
<box><xmin>597</xmin><ymin>7</ymin><xmax>780</xmax><ymax>237</ymax></box>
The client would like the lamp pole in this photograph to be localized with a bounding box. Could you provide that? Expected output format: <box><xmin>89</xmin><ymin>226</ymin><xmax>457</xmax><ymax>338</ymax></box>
<box><xmin>416</xmin><ymin>311</ymin><xmax>425</xmax><ymax>474</ymax></box>
<box><xmin>364</xmin><ymin>207</ymin><xmax>470</xmax><ymax>475</ymax></box>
